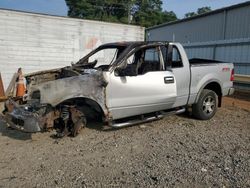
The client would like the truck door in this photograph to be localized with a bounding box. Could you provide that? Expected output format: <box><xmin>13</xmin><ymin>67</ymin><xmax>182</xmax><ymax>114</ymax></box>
<box><xmin>106</xmin><ymin>45</ymin><xmax>177</xmax><ymax>120</ymax></box>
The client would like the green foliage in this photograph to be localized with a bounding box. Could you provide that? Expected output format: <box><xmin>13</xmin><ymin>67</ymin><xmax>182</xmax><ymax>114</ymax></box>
<box><xmin>132</xmin><ymin>0</ymin><xmax>177</xmax><ymax>27</ymax></box>
<box><xmin>65</xmin><ymin>0</ymin><xmax>177</xmax><ymax>27</ymax></box>
<box><xmin>161</xmin><ymin>11</ymin><xmax>178</xmax><ymax>23</ymax></box>
<box><xmin>185</xmin><ymin>6</ymin><xmax>212</xmax><ymax>18</ymax></box>
<box><xmin>185</xmin><ymin>12</ymin><xmax>197</xmax><ymax>18</ymax></box>
<box><xmin>197</xmin><ymin>6</ymin><xmax>212</xmax><ymax>14</ymax></box>
<box><xmin>65</xmin><ymin>0</ymin><xmax>128</xmax><ymax>22</ymax></box>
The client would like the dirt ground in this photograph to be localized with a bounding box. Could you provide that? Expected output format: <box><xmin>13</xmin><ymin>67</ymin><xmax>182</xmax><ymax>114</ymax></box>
<box><xmin>0</xmin><ymin>96</ymin><xmax>249</xmax><ymax>187</ymax></box>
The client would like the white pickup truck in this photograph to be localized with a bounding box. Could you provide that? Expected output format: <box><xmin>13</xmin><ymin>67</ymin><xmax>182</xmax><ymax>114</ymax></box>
<box><xmin>4</xmin><ymin>41</ymin><xmax>235</xmax><ymax>137</ymax></box>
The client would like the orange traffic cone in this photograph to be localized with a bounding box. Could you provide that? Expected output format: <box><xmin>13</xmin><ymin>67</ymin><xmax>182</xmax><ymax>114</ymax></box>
<box><xmin>0</xmin><ymin>73</ymin><xmax>5</xmax><ymax>98</ymax></box>
<box><xmin>16</xmin><ymin>68</ymin><xmax>26</xmax><ymax>97</ymax></box>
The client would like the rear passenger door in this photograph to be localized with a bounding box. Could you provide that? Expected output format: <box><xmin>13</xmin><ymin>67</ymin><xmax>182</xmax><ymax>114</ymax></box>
<box><xmin>107</xmin><ymin>45</ymin><xmax>177</xmax><ymax>120</ymax></box>
<box><xmin>169</xmin><ymin>44</ymin><xmax>191</xmax><ymax>107</ymax></box>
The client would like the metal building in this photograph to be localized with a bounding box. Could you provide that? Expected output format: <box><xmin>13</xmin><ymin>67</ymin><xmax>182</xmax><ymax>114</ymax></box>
<box><xmin>146</xmin><ymin>1</ymin><xmax>250</xmax><ymax>89</ymax></box>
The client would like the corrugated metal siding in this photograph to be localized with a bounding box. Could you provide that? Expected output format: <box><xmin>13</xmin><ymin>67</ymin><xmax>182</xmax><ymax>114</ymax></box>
<box><xmin>184</xmin><ymin>40</ymin><xmax>250</xmax><ymax>75</ymax></box>
<box><xmin>147</xmin><ymin>4</ymin><xmax>250</xmax><ymax>42</ymax></box>
<box><xmin>0</xmin><ymin>9</ymin><xmax>145</xmax><ymax>89</ymax></box>
<box><xmin>173</xmin><ymin>44</ymin><xmax>250</xmax><ymax>75</ymax></box>
<box><xmin>185</xmin><ymin>47</ymin><xmax>214</xmax><ymax>59</ymax></box>
<box><xmin>215</xmin><ymin>44</ymin><xmax>250</xmax><ymax>62</ymax></box>
<box><xmin>225</xmin><ymin>4</ymin><xmax>250</xmax><ymax>39</ymax></box>
<box><xmin>147</xmin><ymin>12</ymin><xmax>225</xmax><ymax>43</ymax></box>
<box><xmin>147</xmin><ymin>3</ymin><xmax>250</xmax><ymax>76</ymax></box>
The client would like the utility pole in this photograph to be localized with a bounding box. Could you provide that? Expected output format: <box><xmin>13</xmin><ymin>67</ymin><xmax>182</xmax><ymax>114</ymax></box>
<box><xmin>128</xmin><ymin>2</ymin><xmax>131</xmax><ymax>24</ymax></box>
<box><xmin>127</xmin><ymin>0</ymin><xmax>133</xmax><ymax>24</ymax></box>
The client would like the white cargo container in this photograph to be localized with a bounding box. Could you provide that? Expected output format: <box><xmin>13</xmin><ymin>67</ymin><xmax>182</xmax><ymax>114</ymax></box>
<box><xmin>0</xmin><ymin>9</ymin><xmax>145</xmax><ymax>89</ymax></box>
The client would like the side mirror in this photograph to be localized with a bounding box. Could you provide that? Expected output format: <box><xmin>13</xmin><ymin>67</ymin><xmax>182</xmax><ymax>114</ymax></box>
<box><xmin>115</xmin><ymin>67</ymin><xmax>126</xmax><ymax>77</ymax></box>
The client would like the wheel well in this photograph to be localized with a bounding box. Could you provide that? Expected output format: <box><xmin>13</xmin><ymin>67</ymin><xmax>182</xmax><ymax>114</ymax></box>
<box><xmin>204</xmin><ymin>82</ymin><xmax>222</xmax><ymax>107</ymax></box>
<box><xmin>58</xmin><ymin>97</ymin><xmax>105</xmax><ymax>121</ymax></box>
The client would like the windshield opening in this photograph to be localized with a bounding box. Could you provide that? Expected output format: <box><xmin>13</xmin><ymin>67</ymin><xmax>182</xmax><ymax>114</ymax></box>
<box><xmin>90</xmin><ymin>48</ymin><xmax>118</xmax><ymax>68</ymax></box>
<box><xmin>77</xmin><ymin>45</ymin><xmax>127</xmax><ymax>70</ymax></box>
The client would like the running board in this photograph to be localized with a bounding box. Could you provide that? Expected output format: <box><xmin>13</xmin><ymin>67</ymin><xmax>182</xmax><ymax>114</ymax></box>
<box><xmin>111</xmin><ymin>108</ymin><xmax>186</xmax><ymax>128</ymax></box>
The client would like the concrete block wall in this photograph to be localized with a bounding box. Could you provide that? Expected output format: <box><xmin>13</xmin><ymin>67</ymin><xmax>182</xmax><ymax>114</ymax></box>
<box><xmin>0</xmin><ymin>9</ymin><xmax>145</xmax><ymax>89</ymax></box>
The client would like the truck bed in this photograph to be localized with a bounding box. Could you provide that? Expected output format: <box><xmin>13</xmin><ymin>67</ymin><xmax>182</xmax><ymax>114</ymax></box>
<box><xmin>189</xmin><ymin>58</ymin><xmax>224</xmax><ymax>65</ymax></box>
<box><xmin>189</xmin><ymin>59</ymin><xmax>234</xmax><ymax>105</ymax></box>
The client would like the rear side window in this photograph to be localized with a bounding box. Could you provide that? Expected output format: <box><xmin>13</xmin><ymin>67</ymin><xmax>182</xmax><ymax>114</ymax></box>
<box><xmin>172</xmin><ymin>47</ymin><xmax>183</xmax><ymax>68</ymax></box>
<box><xmin>160</xmin><ymin>46</ymin><xmax>167</xmax><ymax>63</ymax></box>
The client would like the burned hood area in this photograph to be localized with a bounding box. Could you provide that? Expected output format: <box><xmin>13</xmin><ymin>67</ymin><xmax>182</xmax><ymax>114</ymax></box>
<box><xmin>4</xmin><ymin>63</ymin><xmax>109</xmax><ymax>137</ymax></box>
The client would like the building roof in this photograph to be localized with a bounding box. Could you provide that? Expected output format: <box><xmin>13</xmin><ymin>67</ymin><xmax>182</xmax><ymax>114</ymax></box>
<box><xmin>147</xmin><ymin>1</ymin><xmax>250</xmax><ymax>31</ymax></box>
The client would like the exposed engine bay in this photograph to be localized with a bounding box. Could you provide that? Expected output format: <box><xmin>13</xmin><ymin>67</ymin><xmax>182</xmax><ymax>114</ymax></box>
<box><xmin>4</xmin><ymin>64</ymin><xmax>109</xmax><ymax>137</ymax></box>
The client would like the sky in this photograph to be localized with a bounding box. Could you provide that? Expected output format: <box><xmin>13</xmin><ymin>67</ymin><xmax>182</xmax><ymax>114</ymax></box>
<box><xmin>163</xmin><ymin>0</ymin><xmax>248</xmax><ymax>17</ymax></box>
<box><xmin>0</xmin><ymin>0</ymin><xmax>248</xmax><ymax>18</ymax></box>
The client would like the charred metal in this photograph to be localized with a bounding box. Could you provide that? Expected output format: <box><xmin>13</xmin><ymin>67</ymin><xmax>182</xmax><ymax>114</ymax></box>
<box><xmin>4</xmin><ymin>64</ymin><xmax>109</xmax><ymax>136</ymax></box>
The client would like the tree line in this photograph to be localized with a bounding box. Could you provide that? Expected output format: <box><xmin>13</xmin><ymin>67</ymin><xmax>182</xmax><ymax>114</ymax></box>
<box><xmin>65</xmin><ymin>0</ymin><xmax>212</xmax><ymax>27</ymax></box>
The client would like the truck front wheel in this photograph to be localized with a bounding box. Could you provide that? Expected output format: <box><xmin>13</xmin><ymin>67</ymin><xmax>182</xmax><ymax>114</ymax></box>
<box><xmin>192</xmin><ymin>89</ymin><xmax>218</xmax><ymax>120</ymax></box>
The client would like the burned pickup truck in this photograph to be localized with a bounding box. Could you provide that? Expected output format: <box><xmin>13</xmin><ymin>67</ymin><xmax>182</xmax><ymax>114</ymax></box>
<box><xmin>3</xmin><ymin>41</ymin><xmax>235</xmax><ymax>137</ymax></box>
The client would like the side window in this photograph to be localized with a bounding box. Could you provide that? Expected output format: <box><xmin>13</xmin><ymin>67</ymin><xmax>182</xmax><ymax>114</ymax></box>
<box><xmin>160</xmin><ymin>46</ymin><xmax>168</xmax><ymax>69</ymax></box>
<box><xmin>120</xmin><ymin>46</ymin><xmax>164</xmax><ymax>76</ymax></box>
<box><xmin>144</xmin><ymin>48</ymin><xmax>160</xmax><ymax>62</ymax></box>
<box><xmin>138</xmin><ymin>47</ymin><xmax>163</xmax><ymax>74</ymax></box>
<box><xmin>172</xmin><ymin>47</ymin><xmax>183</xmax><ymax>68</ymax></box>
<box><xmin>160</xmin><ymin>46</ymin><xmax>167</xmax><ymax>63</ymax></box>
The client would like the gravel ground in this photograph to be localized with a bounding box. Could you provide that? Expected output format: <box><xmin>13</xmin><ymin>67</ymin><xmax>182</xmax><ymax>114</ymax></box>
<box><xmin>0</xmin><ymin>97</ymin><xmax>249</xmax><ymax>188</ymax></box>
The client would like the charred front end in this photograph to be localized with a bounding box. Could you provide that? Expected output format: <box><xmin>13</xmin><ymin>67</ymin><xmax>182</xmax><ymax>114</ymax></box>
<box><xmin>4</xmin><ymin>65</ymin><xmax>109</xmax><ymax>137</ymax></box>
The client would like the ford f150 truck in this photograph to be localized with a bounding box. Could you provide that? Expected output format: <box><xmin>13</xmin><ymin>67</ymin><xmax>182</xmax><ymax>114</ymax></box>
<box><xmin>4</xmin><ymin>41</ymin><xmax>235</xmax><ymax>137</ymax></box>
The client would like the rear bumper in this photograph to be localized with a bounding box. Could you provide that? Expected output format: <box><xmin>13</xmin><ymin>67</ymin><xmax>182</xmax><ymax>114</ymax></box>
<box><xmin>227</xmin><ymin>87</ymin><xmax>235</xmax><ymax>96</ymax></box>
<box><xmin>222</xmin><ymin>87</ymin><xmax>235</xmax><ymax>96</ymax></box>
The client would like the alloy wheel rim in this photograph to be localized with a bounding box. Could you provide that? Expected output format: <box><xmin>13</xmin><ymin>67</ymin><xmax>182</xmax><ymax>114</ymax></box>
<box><xmin>202</xmin><ymin>96</ymin><xmax>215</xmax><ymax>115</ymax></box>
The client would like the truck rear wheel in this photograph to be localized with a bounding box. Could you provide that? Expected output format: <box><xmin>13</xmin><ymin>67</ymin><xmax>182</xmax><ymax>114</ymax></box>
<box><xmin>192</xmin><ymin>89</ymin><xmax>218</xmax><ymax>120</ymax></box>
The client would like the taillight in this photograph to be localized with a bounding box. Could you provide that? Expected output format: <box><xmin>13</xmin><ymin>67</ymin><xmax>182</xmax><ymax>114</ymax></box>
<box><xmin>230</xmin><ymin>69</ymin><xmax>234</xmax><ymax>81</ymax></box>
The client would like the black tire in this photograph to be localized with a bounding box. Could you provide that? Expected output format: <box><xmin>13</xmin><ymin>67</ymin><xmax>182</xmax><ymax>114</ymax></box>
<box><xmin>192</xmin><ymin>89</ymin><xmax>218</xmax><ymax>120</ymax></box>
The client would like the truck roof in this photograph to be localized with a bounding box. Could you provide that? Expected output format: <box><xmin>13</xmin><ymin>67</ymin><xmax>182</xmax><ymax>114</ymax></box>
<box><xmin>77</xmin><ymin>41</ymin><xmax>170</xmax><ymax>65</ymax></box>
<box><xmin>100</xmin><ymin>41</ymin><xmax>168</xmax><ymax>48</ymax></box>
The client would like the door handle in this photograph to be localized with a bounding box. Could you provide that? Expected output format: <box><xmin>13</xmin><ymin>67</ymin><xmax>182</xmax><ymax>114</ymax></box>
<box><xmin>164</xmin><ymin>76</ymin><xmax>174</xmax><ymax>84</ymax></box>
